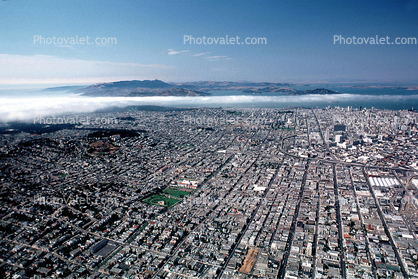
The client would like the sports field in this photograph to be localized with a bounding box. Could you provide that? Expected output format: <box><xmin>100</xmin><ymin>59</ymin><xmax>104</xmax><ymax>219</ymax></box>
<box><xmin>144</xmin><ymin>194</ymin><xmax>180</xmax><ymax>207</ymax></box>
<box><xmin>163</xmin><ymin>188</ymin><xmax>192</xmax><ymax>198</ymax></box>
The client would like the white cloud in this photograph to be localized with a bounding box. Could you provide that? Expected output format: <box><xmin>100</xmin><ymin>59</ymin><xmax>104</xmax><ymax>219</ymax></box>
<box><xmin>205</xmin><ymin>55</ymin><xmax>230</xmax><ymax>61</ymax></box>
<box><xmin>167</xmin><ymin>49</ymin><xmax>189</xmax><ymax>55</ymax></box>
<box><xmin>54</xmin><ymin>45</ymin><xmax>74</xmax><ymax>49</ymax></box>
<box><xmin>206</xmin><ymin>55</ymin><xmax>228</xmax><ymax>59</ymax></box>
<box><xmin>2</xmin><ymin>93</ymin><xmax>418</xmax><ymax>123</ymax></box>
<box><xmin>193</xmin><ymin>52</ymin><xmax>211</xmax><ymax>56</ymax></box>
<box><xmin>167</xmin><ymin>49</ymin><xmax>229</xmax><ymax>61</ymax></box>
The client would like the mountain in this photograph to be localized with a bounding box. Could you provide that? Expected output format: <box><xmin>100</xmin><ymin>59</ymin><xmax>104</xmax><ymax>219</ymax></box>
<box><xmin>80</xmin><ymin>79</ymin><xmax>182</xmax><ymax>96</ymax></box>
<box><xmin>80</xmin><ymin>80</ymin><xmax>296</xmax><ymax>96</ymax></box>
<box><xmin>173</xmin><ymin>81</ymin><xmax>295</xmax><ymax>92</ymax></box>
<box><xmin>128</xmin><ymin>88</ymin><xmax>210</xmax><ymax>97</ymax></box>
<box><xmin>52</xmin><ymin>79</ymin><xmax>338</xmax><ymax>97</ymax></box>
<box><xmin>242</xmin><ymin>87</ymin><xmax>338</xmax><ymax>95</ymax></box>
<box><xmin>300</xmin><ymin>88</ymin><xmax>338</xmax><ymax>95</ymax></box>
<box><xmin>86</xmin><ymin>79</ymin><xmax>173</xmax><ymax>90</ymax></box>
<box><xmin>242</xmin><ymin>87</ymin><xmax>298</xmax><ymax>94</ymax></box>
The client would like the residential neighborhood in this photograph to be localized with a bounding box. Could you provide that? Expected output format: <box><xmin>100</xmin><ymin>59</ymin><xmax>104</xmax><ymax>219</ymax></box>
<box><xmin>1</xmin><ymin>107</ymin><xmax>418</xmax><ymax>279</ymax></box>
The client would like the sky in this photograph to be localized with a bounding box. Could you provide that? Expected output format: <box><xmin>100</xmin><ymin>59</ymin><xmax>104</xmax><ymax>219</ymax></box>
<box><xmin>1</xmin><ymin>0</ymin><xmax>418</xmax><ymax>85</ymax></box>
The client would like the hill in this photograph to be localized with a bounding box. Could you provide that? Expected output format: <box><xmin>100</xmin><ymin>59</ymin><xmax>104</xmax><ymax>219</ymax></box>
<box><xmin>48</xmin><ymin>79</ymin><xmax>339</xmax><ymax>97</ymax></box>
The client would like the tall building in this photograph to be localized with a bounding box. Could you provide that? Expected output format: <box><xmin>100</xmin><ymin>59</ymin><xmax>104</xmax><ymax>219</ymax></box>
<box><xmin>334</xmin><ymin>124</ymin><xmax>346</xmax><ymax>132</ymax></box>
<box><xmin>335</xmin><ymin>134</ymin><xmax>343</xmax><ymax>143</ymax></box>
<box><xmin>394</xmin><ymin>116</ymin><xmax>400</xmax><ymax>129</ymax></box>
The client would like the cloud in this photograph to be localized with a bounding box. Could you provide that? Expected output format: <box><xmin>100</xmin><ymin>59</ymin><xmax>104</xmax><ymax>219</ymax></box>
<box><xmin>206</xmin><ymin>56</ymin><xmax>228</xmax><ymax>59</ymax></box>
<box><xmin>167</xmin><ymin>49</ymin><xmax>189</xmax><ymax>55</ymax></box>
<box><xmin>2</xmin><ymin>93</ymin><xmax>417</xmax><ymax>123</ymax></box>
<box><xmin>193</xmin><ymin>52</ymin><xmax>211</xmax><ymax>57</ymax></box>
<box><xmin>55</xmin><ymin>45</ymin><xmax>75</xmax><ymax>49</ymax></box>
<box><xmin>205</xmin><ymin>55</ymin><xmax>231</xmax><ymax>61</ymax></box>
<box><xmin>167</xmin><ymin>49</ymin><xmax>229</xmax><ymax>61</ymax></box>
<box><xmin>0</xmin><ymin>54</ymin><xmax>173</xmax><ymax>85</ymax></box>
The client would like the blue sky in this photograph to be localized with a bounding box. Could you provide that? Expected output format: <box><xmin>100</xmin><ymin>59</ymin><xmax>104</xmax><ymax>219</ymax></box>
<box><xmin>1</xmin><ymin>0</ymin><xmax>417</xmax><ymax>85</ymax></box>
